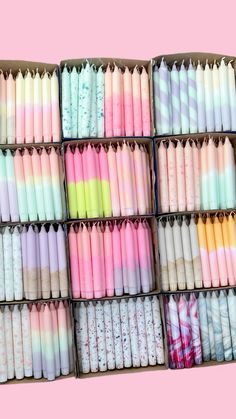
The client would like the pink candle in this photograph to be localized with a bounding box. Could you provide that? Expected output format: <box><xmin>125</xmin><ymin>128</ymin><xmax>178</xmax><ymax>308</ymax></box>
<box><xmin>80</xmin><ymin>224</ymin><xmax>93</xmax><ymax>299</ymax></box>
<box><xmin>42</xmin><ymin>72</ymin><xmax>52</xmax><ymax>142</ymax></box>
<box><xmin>74</xmin><ymin>146</ymin><xmax>86</xmax><ymax>219</ymax></box>
<box><xmin>68</xmin><ymin>225</ymin><xmax>80</xmax><ymax>298</ymax></box>
<box><xmin>105</xmin><ymin>65</ymin><xmax>113</xmax><ymax>137</ymax></box>
<box><xmin>184</xmin><ymin>140</ymin><xmax>195</xmax><ymax>211</ymax></box>
<box><xmin>176</xmin><ymin>141</ymin><xmax>186</xmax><ymax>212</ymax></box>
<box><xmin>192</xmin><ymin>141</ymin><xmax>201</xmax><ymax>211</ymax></box>
<box><xmin>107</xmin><ymin>144</ymin><xmax>121</xmax><ymax>216</ymax></box>
<box><xmin>16</xmin><ymin>70</ymin><xmax>25</xmax><ymax>144</ymax></box>
<box><xmin>116</xmin><ymin>144</ymin><xmax>126</xmax><ymax>216</ymax></box>
<box><xmin>134</xmin><ymin>143</ymin><xmax>146</xmax><ymax>214</ymax></box>
<box><xmin>112</xmin><ymin>65</ymin><xmax>122</xmax><ymax>137</ymax></box>
<box><xmin>132</xmin><ymin>66</ymin><xmax>142</xmax><ymax>136</ymax></box>
<box><xmin>65</xmin><ymin>146</ymin><xmax>77</xmax><ymax>219</ymax></box>
<box><xmin>112</xmin><ymin>223</ymin><xmax>123</xmax><ymax>296</ymax></box>
<box><xmin>158</xmin><ymin>141</ymin><xmax>169</xmax><ymax>212</ymax></box>
<box><xmin>33</xmin><ymin>69</ymin><xmax>43</xmax><ymax>143</ymax></box>
<box><xmin>137</xmin><ymin>220</ymin><xmax>151</xmax><ymax>293</ymax></box>
<box><xmin>123</xmin><ymin>67</ymin><xmax>134</xmax><ymax>136</ymax></box>
<box><xmin>104</xmin><ymin>222</ymin><xmax>114</xmax><ymax>296</ymax></box>
<box><xmin>125</xmin><ymin>221</ymin><xmax>138</xmax><ymax>295</ymax></box>
<box><xmin>140</xmin><ymin>66</ymin><xmax>151</xmax><ymax>136</ymax></box>
<box><xmin>0</xmin><ymin>71</ymin><xmax>6</xmax><ymax>144</ymax></box>
<box><xmin>120</xmin><ymin>221</ymin><xmax>128</xmax><ymax>293</ymax></box>
<box><xmin>6</xmin><ymin>71</ymin><xmax>15</xmax><ymax>144</ymax></box>
<box><xmin>90</xmin><ymin>224</ymin><xmax>104</xmax><ymax>298</ymax></box>
<box><xmin>121</xmin><ymin>142</ymin><xmax>135</xmax><ymax>216</ymax></box>
<box><xmin>167</xmin><ymin>141</ymin><xmax>178</xmax><ymax>212</ymax></box>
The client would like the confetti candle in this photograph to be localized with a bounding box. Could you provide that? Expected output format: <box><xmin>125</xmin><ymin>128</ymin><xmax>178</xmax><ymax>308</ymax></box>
<box><xmin>62</xmin><ymin>65</ymin><xmax>71</xmax><ymax>138</ymax></box>
<box><xmin>96</xmin><ymin>66</ymin><xmax>105</xmax><ymax>138</ymax></box>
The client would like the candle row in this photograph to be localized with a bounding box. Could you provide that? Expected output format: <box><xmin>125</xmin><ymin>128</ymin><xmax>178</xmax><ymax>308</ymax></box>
<box><xmin>0</xmin><ymin>225</ymin><xmax>68</xmax><ymax>302</ymax></box>
<box><xmin>157</xmin><ymin>137</ymin><xmax>236</xmax><ymax>213</ymax></box>
<box><xmin>158</xmin><ymin>214</ymin><xmax>236</xmax><ymax>292</ymax></box>
<box><xmin>62</xmin><ymin>62</ymin><xmax>151</xmax><ymax>139</ymax></box>
<box><xmin>0</xmin><ymin>69</ymin><xmax>60</xmax><ymax>145</ymax></box>
<box><xmin>164</xmin><ymin>291</ymin><xmax>236</xmax><ymax>369</ymax></box>
<box><xmin>154</xmin><ymin>58</ymin><xmax>236</xmax><ymax>135</ymax></box>
<box><xmin>0</xmin><ymin>147</ymin><xmax>64</xmax><ymax>222</ymax></box>
<box><xmin>68</xmin><ymin>220</ymin><xmax>155</xmax><ymax>299</ymax></box>
<box><xmin>75</xmin><ymin>296</ymin><xmax>164</xmax><ymax>374</ymax></box>
<box><xmin>65</xmin><ymin>142</ymin><xmax>152</xmax><ymax>219</ymax></box>
<box><xmin>0</xmin><ymin>301</ymin><xmax>73</xmax><ymax>383</ymax></box>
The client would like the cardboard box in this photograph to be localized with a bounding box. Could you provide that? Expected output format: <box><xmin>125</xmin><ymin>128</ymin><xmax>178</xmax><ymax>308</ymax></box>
<box><xmin>72</xmin><ymin>293</ymin><xmax>168</xmax><ymax>379</ymax></box>
<box><xmin>66</xmin><ymin>216</ymin><xmax>161</xmax><ymax>300</ymax></box>
<box><xmin>154</xmin><ymin>132</ymin><xmax>236</xmax><ymax>215</ymax></box>
<box><xmin>0</xmin><ymin>60</ymin><xmax>62</xmax><ymax>144</ymax></box>
<box><xmin>63</xmin><ymin>137</ymin><xmax>156</xmax><ymax>219</ymax></box>
<box><xmin>60</xmin><ymin>58</ymin><xmax>154</xmax><ymax>139</ymax></box>
<box><xmin>151</xmin><ymin>52</ymin><xmax>236</xmax><ymax>136</ymax></box>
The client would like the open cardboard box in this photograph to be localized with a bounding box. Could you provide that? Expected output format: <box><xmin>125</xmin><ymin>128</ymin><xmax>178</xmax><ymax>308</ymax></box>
<box><xmin>66</xmin><ymin>216</ymin><xmax>161</xmax><ymax>300</ymax></box>
<box><xmin>154</xmin><ymin>132</ymin><xmax>236</xmax><ymax>216</ymax></box>
<box><xmin>151</xmin><ymin>52</ymin><xmax>236</xmax><ymax>137</ymax></box>
<box><xmin>60</xmin><ymin>57</ymin><xmax>154</xmax><ymax>140</ymax></box>
<box><xmin>72</xmin><ymin>293</ymin><xmax>168</xmax><ymax>379</ymax></box>
<box><xmin>0</xmin><ymin>60</ymin><xmax>62</xmax><ymax>145</ymax></box>
<box><xmin>62</xmin><ymin>137</ymin><xmax>156</xmax><ymax>219</ymax></box>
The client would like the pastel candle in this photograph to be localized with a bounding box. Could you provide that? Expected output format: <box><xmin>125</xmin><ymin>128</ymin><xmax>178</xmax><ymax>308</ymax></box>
<box><xmin>31</xmin><ymin>147</ymin><xmax>46</xmax><ymax>221</ymax></box>
<box><xmin>189</xmin><ymin>293</ymin><xmax>202</xmax><ymax>364</ymax></box>
<box><xmin>158</xmin><ymin>58</ymin><xmax>170</xmax><ymax>134</ymax></box>
<box><xmin>205</xmin><ymin>292</ymin><xmax>216</xmax><ymax>360</ymax></box>
<box><xmin>0</xmin><ymin>310</ymin><xmax>8</xmax><ymax>383</ymax></box>
<box><xmin>176</xmin><ymin>141</ymin><xmax>186</xmax><ymax>211</ymax></box>
<box><xmin>81</xmin><ymin>62</ymin><xmax>92</xmax><ymax>138</ymax></box>
<box><xmin>49</xmin><ymin>147</ymin><xmax>63</xmax><ymax>219</ymax></box>
<box><xmin>3</xmin><ymin>227</ymin><xmax>14</xmax><ymax>301</ymax></box>
<box><xmin>206</xmin><ymin>217</ymin><xmax>220</xmax><ymax>287</ymax></box>
<box><xmin>170</xmin><ymin>62</ymin><xmax>181</xmax><ymax>134</ymax></box>
<box><xmin>158</xmin><ymin>141</ymin><xmax>169</xmax><ymax>212</ymax></box>
<box><xmin>90</xmin><ymin>67</ymin><xmax>97</xmax><ymax>137</ymax></box>
<box><xmin>5</xmin><ymin>149</ymin><xmax>19</xmax><ymax>222</ymax></box>
<box><xmin>153</xmin><ymin>65</ymin><xmax>161</xmax><ymax>134</ymax></box>
<box><xmin>198</xmin><ymin>293</ymin><xmax>211</xmax><ymax>361</ymax></box>
<box><xmin>95</xmin><ymin>302</ymin><xmax>107</xmax><ymax>371</ymax></box>
<box><xmin>222</xmin><ymin>216</ymin><xmax>235</xmax><ymax>286</ymax></box>
<box><xmin>0</xmin><ymin>233</ymin><xmax>5</xmax><ymax>301</ymax></box>
<box><xmin>197</xmin><ymin>217</ymin><xmax>212</xmax><ymax>288</ymax></box>
<box><xmin>33</xmin><ymin>69</ymin><xmax>43</xmax><ymax>143</ymax></box>
<box><xmin>140</xmin><ymin>66</ymin><xmax>151</xmax><ymax>136</ymax></box>
<box><xmin>132</xmin><ymin>66</ymin><xmax>142</xmax><ymax>136</ymax></box>
<box><xmin>16</xmin><ymin>69</ymin><xmax>25</xmax><ymax>144</ymax></box>
<box><xmin>112</xmin><ymin>65</ymin><xmax>122</xmax><ymax>136</ymax></box>
<box><xmin>43</xmin><ymin>304</ymin><xmax>56</xmax><ymax>380</ymax></box>
<box><xmin>196</xmin><ymin>61</ymin><xmax>206</xmax><ymax>132</ymax></box>
<box><xmin>22</xmin><ymin>148</ymin><xmax>37</xmax><ymax>221</ymax></box>
<box><xmin>135</xmin><ymin>298</ymin><xmax>148</xmax><ymax>367</ymax></box>
<box><xmin>65</xmin><ymin>146</ymin><xmax>77</xmax><ymax>218</ymax></box>
<box><xmin>4</xmin><ymin>306</ymin><xmax>14</xmax><ymax>379</ymax></box>
<box><xmin>218</xmin><ymin>139</ymin><xmax>226</xmax><ymax>209</ymax></box>
<box><xmin>80</xmin><ymin>225</ymin><xmax>93</xmax><ymax>299</ymax></box>
<box><xmin>120</xmin><ymin>299</ymin><xmax>132</xmax><ymax>368</ymax></box>
<box><xmin>68</xmin><ymin>225</ymin><xmax>80</xmax><ymax>298</ymax></box>
<box><xmin>112</xmin><ymin>223</ymin><xmax>123</xmax><ymax>296</ymax></box>
<box><xmin>207</xmin><ymin>138</ymin><xmax>218</xmax><ymax>210</ymax></box>
<box><xmin>39</xmin><ymin>225</ymin><xmax>50</xmax><ymax>299</ymax></box>
<box><xmin>40</xmin><ymin>148</ymin><xmax>54</xmax><ymax>220</ymax></box>
<box><xmin>0</xmin><ymin>71</ymin><xmax>7</xmax><ymax>144</ymax></box>
<box><xmin>227</xmin><ymin>289</ymin><xmax>236</xmax><ymax>359</ymax></box>
<box><xmin>0</xmin><ymin>149</ymin><xmax>10</xmax><ymax>221</ymax></box>
<box><xmin>51</xmin><ymin>69</ymin><xmax>61</xmax><ymax>142</ymax></box>
<box><xmin>56</xmin><ymin>225</ymin><xmax>68</xmax><ymax>298</ymax></box>
<box><xmin>87</xmin><ymin>302</ymin><xmax>98</xmax><ymax>372</ymax></box>
<box><xmin>48</xmin><ymin>225</ymin><xmax>60</xmax><ymax>298</ymax></box>
<box><xmin>178</xmin><ymin>294</ymin><xmax>194</xmax><ymax>368</ymax></box>
<box><xmin>219</xmin><ymin>58</ymin><xmax>231</xmax><ymax>131</ymax></box>
<box><xmin>168</xmin><ymin>295</ymin><xmax>184</xmax><ymax>368</ymax></box>
<box><xmin>144</xmin><ymin>297</ymin><xmax>157</xmax><ymax>366</ymax></box>
<box><xmin>167</xmin><ymin>141</ymin><xmax>177</xmax><ymax>212</ymax></box>
<box><xmin>21</xmin><ymin>305</ymin><xmax>33</xmax><ymax>377</ymax></box>
<box><xmin>58</xmin><ymin>301</ymin><xmax>70</xmax><ymax>375</ymax></box>
<box><xmin>50</xmin><ymin>302</ymin><xmax>60</xmax><ymax>377</ymax></box>
<box><xmin>70</xmin><ymin>66</ymin><xmax>78</xmax><ymax>139</ymax></box>
<box><xmin>30</xmin><ymin>304</ymin><xmax>42</xmax><ymax>379</ymax></box>
<box><xmin>105</xmin><ymin>64</ymin><xmax>113</xmax><ymax>137</ymax></box>
<box><xmin>173</xmin><ymin>219</ymin><xmax>186</xmax><ymax>290</ymax></box>
<box><xmin>152</xmin><ymin>296</ymin><xmax>164</xmax><ymax>364</ymax></box>
<box><xmin>27</xmin><ymin>225</ymin><xmax>38</xmax><ymax>300</ymax></box>
<box><xmin>228</xmin><ymin>61</ymin><xmax>236</xmax><ymax>130</ymax></box>
<box><xmin>12</xmin><ymin>305</ymin><xmax>24</xmax><ymax>379</ymax></box>
<box><xmin>121</xmin><ymin>143</ymin><xmax>135</xmax><ymax>216</ymax></box>
<box><xmin>188</xmin><ymin>59</ymin><xmax>198</xmax><ymax>133</ymax></box>
<box><xmin>104</xmin><ymin>223</ymin><xmax>114</xmax><ymax>297</ymax></box>
<box><xmin>127</xmin><ymin>298</ymin><xmax>140</xmax><ymax>367</ymax></box>
<box><xmin>211</xmin><ymin>291</ymin><xmax>224</xmax><ymax>361</ymax></box>
<box><xmin>165</xmin><ymin>221</ymin><xmax>177</xmax><ymax>291</ymax></box>
<box><xmin>134</xmin><ymin>143</ymin><xmax>147</xmax><ymax>214</ymax></box>
<box><xmin>204</xmin><ymin>61</ymin><xmax>215</xmax><ymax>132</ymax></box>
<box><xmin>200</xmin><ymin>142</ymin><xmax>209</xmax><ymax>210</ymax></box>
<box><xmin>6</xmin><ymin>71</ymin><xmax>16</xmax><ymax>144</ymax></box>
<box><xmin>158</xmin><ymin>221</ymin><xmax>169</xmax><ymax>291</ymax></box>
<box><xmin>77</xmin><ymin>66</ymin><xmax>84</xmax><ymax>138</ymax></box>
<box><xmin>99</xmin><ymin>146</ymin><xmax>112</xmax><ymax>217</ymax></box>
<box><xmin>224</xmin><ymin>137</ymin><xmax>236</xmax><ymax>209</ymax></box>
<box><xmin>192</xmin><ymin>141</ymin><xmax>201</xmax><ymax>210</ymax></box>
<box><xmin>227</xmin><ymin>215</ymin><xmax>236</xmax><ymax>281</ymax></box>
<box><xmin>123</xmin><ymin>66</ymin><xmax>134</xmax><ymax>136</ymax></box>
<box><xmin>212</xmin><ymin>61</ymin><xmax>222</xmax><ymax>131</ymax></box>
<box><xmin>179</xmin><ymin>61</ymin><xmax>189</xmax><ymax>134</ymax></box>
<box><xmin>213</xmin><ymin>217</ymin><xmax>228</xmax><ymax>286</ymax></box>
<box><xmin>219</xmin><ymin>290</ymin><xmax>233</xmax><ymax>361</ymax></box>
<box><xmin>96</xmin><ymin>65</ymin><xmax>105</xmax><ymax>138</ymax></box>
<box><xmin>24</xmin><ymin>69</ymin><xmax>34</xmax><ymax>143</ymax></box>
<box><xmin>62</xmin><ymin>65</ymin><xmax>71</xmax><ymax>138</ymax></box>
<box><xmin>42</xmin><ymin>72</ymin><xmax>52</xmax><ymax>142</ymax></box>
<box><xmin>74</xmin><ymin>146</ymin><xmax>86</xmax><ymax>218</ymax></box>
<box><xmin>181</xmin><ymin>220</ymin><xmax>195</xmax><ymax>290</ymax></box>
<box><xmin>76</xmin><ymin>303</ymin><xmax>90</xmax><ymax>373</ymax></box>
<box><xmin>91</xmin><ymin>224</ymin><xmax>105</xmax><ymax>298</ymax></box>
<box><xmin>12</xmin><ymin>226</ymin><xmax>23</xmax><ymax>300</ymax></box>
<box><xmin>107</xmin><ymin>145</ymin><xmax>120</xmax><ymax>216</ymax></box>
<box><xmin>184</xmin><ymin>140</ymin><xmax>195</xmax><ymax>211</ymax></box>
<box><xmin>189</xmin><ymin>217</ymin><xmax>203</xmax><ymax>289</ymax></box>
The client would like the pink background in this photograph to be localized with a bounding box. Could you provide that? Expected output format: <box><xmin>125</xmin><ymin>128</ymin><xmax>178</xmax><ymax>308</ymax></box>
<box><xmin>1</xmin><ymin>0</ymin><xmax>236</xmax><ymax>417</ymax></box>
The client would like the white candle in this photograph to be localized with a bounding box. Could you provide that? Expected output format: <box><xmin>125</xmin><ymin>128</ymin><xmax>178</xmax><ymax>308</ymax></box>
<box><xmin>204</xmin><ymin>61</ymin><xmax>215</xmax><ymax>132</ymax></box>
<box><xmin>6</xmin><ymin>71</ymin><xmax>16</xmax><ymax>144</ymax></box>
<box><xmin>51</xmin><ymin>69</ymin><xmax>61</xmax><ymax>142</ymax></box>
<box><xmin>0</xmin><ymin>71</ymin><xmax>7</xmax><ymax>144</ymax></box>
<box><xmin>16</xmin><ymin>69</ymin><xmax>25</xmax><ymax>144</ymax></box>
<box><xmin>196</xmin><ymin>61</ymin><xmax>206</xmax><ymax>132</ymax></box>
<box><xmin>212</xmin><ymin>61</ymin><xmax>222</xmax><ymax>131</ymax></box>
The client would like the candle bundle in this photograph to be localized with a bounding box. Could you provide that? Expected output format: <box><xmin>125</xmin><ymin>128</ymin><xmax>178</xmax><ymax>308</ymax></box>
<box><xmin>65</xmin><ymin>142</ymin><xmax>152</xmax><ymax>219</ymax></box>
<box><xmin>74</xmin><ymin>296</ymin><xmax>164</xmax><ymax>374</ymax></box>
<box><xmin>158</xmin><ymin>216</ymin><xmax>202</xmax><ymax>291</ymax></box>
<box><xmin>157</xmin><ymin>137</ymin><xmax>236</xmax><ymax>213</ymax></box>
<box><xmin>0</xmin><ymin>301</ymin><xmax>73</xmax><ymax>383</ymax></box>
<box><xmin>68</xmin><ymin>219</ymin><xmax>155</xmax><ymax>299</ymax></box>
<box><xmin>0</xmin><ymin>224</ymin><xmax>68</xmax><ymax>302</ymax></box>
<box><xmin>62</xmin><ymin>62</ymin><xmax>151</xmax><ymax>139</ymax></box>
<box><xmin>158</xmin><ymin>214</ymin><xmax>236</xmax><ymax>292</ymax></box>
<box><xmin>0</xmin><ymin>68</ymin><xmax>60</xmax><ymax>144</ymax></box>
<box><xmin>164</xmin><ymin>290</ymin><xmax>236</xmax><ymax>369</ymax></box>
<box><xmin>0</xmin><ymin>146</ymin><xmax>64</xmax><ymax>222</ymax></box>
<box><xmin>154</xmin><ymin>57</ymin><xmax>236</xmax><ymax>135</ymax></box>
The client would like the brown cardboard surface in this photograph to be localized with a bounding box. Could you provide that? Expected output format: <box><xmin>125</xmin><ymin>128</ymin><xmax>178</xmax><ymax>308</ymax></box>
<box><xmin>62</xmin><ymin>137</ymin><xmax>156</xmax><ymax>217</ymax></box>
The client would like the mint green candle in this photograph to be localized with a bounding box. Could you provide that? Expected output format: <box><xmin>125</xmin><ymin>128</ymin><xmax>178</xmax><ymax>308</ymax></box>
<box><xmin>62</xmin><ymin>64</ymin><xmax>71</xmax><ymax>138</ymax></box>
<box><xmin>70</xmin><ymin>66</ymin><xmax>79</xmax><ymax>138</ymax></box>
